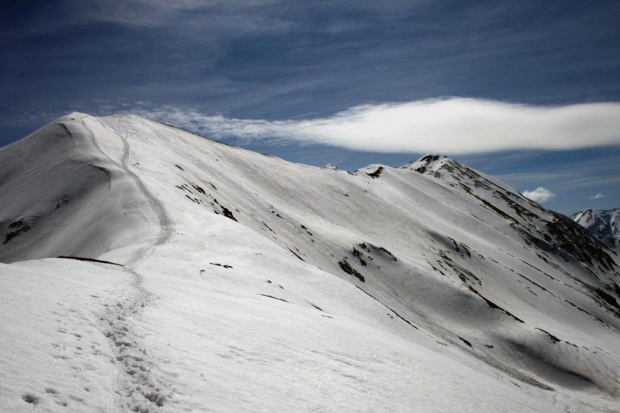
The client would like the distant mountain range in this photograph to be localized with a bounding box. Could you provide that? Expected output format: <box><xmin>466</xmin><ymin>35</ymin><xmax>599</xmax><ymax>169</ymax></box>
<box><xmin>572</xmin><ymin>208</ymin><xmax>620</xmax><ymax>248</ymax></box>
<box><xmin>1</xmin><ymin>113</ymin><xmax>619</xmax><ymax>412</ymax></box>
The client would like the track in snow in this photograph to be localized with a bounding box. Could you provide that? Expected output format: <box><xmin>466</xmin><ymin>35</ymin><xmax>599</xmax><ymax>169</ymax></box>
<box><xmin>115</xmin><ymin>116</ymin><xmax>174</xmax><ymax>265</ymax></box>
<box><xmin>76</xmin><ymin>116</ymin><xmax>175</xmax><ymax>411</ymax></box>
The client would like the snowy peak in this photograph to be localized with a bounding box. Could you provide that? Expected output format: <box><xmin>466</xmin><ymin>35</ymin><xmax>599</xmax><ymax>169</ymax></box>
<box><xmin>573</xmin><ymin>208</ymin><xmax>620</xmax><ymax>247</ymax></box>
<box><xmin>401</xmin><ymin>154</ymin><xmax>617</xmax><ymax>276</ymax></box>
<box><xmin>400</xmin><ymin>154</ymin><xmax>450</xmax><ymax>175</ymax></box>
<box><xmin>401</xmin><ymin>154</ymin><xmax>525</xmax><ymax>203</ymax></box>
<box><xmin>0</xmin><ymin>114</ymin><xmax>163</xmax><ymax>263</ymax></box>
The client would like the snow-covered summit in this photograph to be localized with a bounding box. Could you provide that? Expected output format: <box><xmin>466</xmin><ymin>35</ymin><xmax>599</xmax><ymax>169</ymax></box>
<box><xmin>1</xmin><ymin>114</ymin><xmax>620</xmax><ymax>412</ymax></box>
<box><xmin>573</xmin><ymin>208</ymin><xmax>620</xmax><ymax>247</ymax></box>
<box><xmin>400</xmin><ymin>153</ymin><xmax>450</xmax><ymax>174</ymax></box>
<box><xmin>0</xmin><ymin>113</ymin><xmax>161</xmax><ymax>263</ymax></box>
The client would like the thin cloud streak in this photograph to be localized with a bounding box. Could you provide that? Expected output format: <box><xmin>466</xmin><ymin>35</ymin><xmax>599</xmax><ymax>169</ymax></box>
<box><xmin>136</xmin><ymin>98</ymin><xmax>620</xmax><ymax>154</ymax></box>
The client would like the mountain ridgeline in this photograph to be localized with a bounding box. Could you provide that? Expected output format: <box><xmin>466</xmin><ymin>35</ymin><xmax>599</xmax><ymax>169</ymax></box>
<box><xmin>573</xmin><ymin>208</ymin><xmax>620</xmax><ymax>249</ymax></box>
<box><xmin>1</xmin><ymin>114</ymin><xmax>619</xmax><ymax>412</ymax></box>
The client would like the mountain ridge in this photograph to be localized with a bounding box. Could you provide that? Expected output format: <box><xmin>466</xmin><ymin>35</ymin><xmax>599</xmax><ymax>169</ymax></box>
<box><xmin>1</xmin><ymin>113</ymin><xmax>620</xmax><ymax>412</ymax></box>
<box><xmin>573</xmin><ymin>208</ymin><xmax>620</xmax><ymax>249</ymax></box>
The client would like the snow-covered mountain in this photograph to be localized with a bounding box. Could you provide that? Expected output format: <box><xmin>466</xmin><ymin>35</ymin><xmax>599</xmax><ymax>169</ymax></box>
<box><xmin>572</xmin><ymin>208</ymin><xmax>620</xmax><ymax>248</ymax></box>
<box><xmin>1</xmin><ymin>113</ymin><xmax>620</xmax><ymax>412</ymax></box>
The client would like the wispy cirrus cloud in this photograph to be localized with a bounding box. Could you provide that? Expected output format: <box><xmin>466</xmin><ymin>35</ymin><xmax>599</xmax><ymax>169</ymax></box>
<box><xmin>522</xmin><ymin>187</ymin><xmax>555</xmax><ymax>203</ymax></box>
<box><xmin>589</xmin><ymin>193</ymin><xmax>605</xmax><ymax>200</ymax></box>
<box><xmin>134</xmin><ymin>98</ymin><xmax>620</xmax><ymax>154</ymax></box>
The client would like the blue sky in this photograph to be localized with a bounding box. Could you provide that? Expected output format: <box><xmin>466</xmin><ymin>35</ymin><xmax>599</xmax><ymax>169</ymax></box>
<box><xmin>1</xmin><ymin>0</ymin><xmax>619</xmax><ymax>214</ymax></box>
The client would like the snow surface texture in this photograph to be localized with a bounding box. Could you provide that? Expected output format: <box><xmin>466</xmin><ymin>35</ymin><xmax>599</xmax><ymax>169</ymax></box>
<box><xmin>573</xmin><ymin>208</ymin><xmax>620</xmax><ymax>249</ymax></box>
<box><xmin>1</xmin><ymin>114</ymin><xmax>620</xmax><ymax>412</ymax></box>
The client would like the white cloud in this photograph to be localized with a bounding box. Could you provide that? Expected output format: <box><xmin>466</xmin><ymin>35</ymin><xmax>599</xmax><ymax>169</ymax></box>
<box><xmin>589</xmin><ymin>193</ymin><xmax>605</xmax><ymax>200</ymax></box>
<box><xmin>134</xmin><ymin>98</ymin><xmax>620</xmax><ymax>154</ymax></box>
<box><xmin>522</xmin><ymin>187</ymin><xmax>555</xmax><ymax>203</ymax></box>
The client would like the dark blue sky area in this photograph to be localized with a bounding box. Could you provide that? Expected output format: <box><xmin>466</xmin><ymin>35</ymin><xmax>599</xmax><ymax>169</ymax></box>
<box><xmin>1</xmin><ymin>0</ymin><xmax>619</xmax><ymax>214</ymax></box>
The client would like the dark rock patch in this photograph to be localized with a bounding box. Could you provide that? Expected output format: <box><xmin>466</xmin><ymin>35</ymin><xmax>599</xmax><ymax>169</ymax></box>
<box><xmin>459</xmin><ymin>336</ymin><xmax>472</xmax><ymax>347</ymax></box>
<box><xmin>258</xmin><ymin>294</ymin><xmax>288</xmax><ymax>303</ymax></box>
<box><xmin>338</xmin><ymin>259</ymin><xmax>365</xmax><ymax>282</ymax></box>
<box><xmin>221</xmin><ymin>206</ymin><xmax>238</xmax><ymax>221</ymax></box>
<box><xmin>536</xmin><ymin>328</ymin><xmax>561</xmax><ymax>343</ymax></box>
<box><xmin>366</xmin><ymin>166</ymin><xmax>384</xmax><ymax>178</ymax></box>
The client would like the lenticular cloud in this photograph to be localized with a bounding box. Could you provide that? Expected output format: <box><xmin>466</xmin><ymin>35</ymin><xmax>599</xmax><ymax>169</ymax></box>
<box><xmin>137</xmin><ymin>98</ymin><xmax>620</xmax><ymax>154</ymax></box>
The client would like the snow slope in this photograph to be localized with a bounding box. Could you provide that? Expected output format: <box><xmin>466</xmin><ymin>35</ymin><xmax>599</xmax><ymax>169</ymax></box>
<box><xmin>1</xmin><ymin>114</ymin><xmax>620</xmax><ymax>412</ymax></box>
<box><xmin>573</xmin><ymin>208</ymin><xmax>620</xmax><ymax>248</ymax></box>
